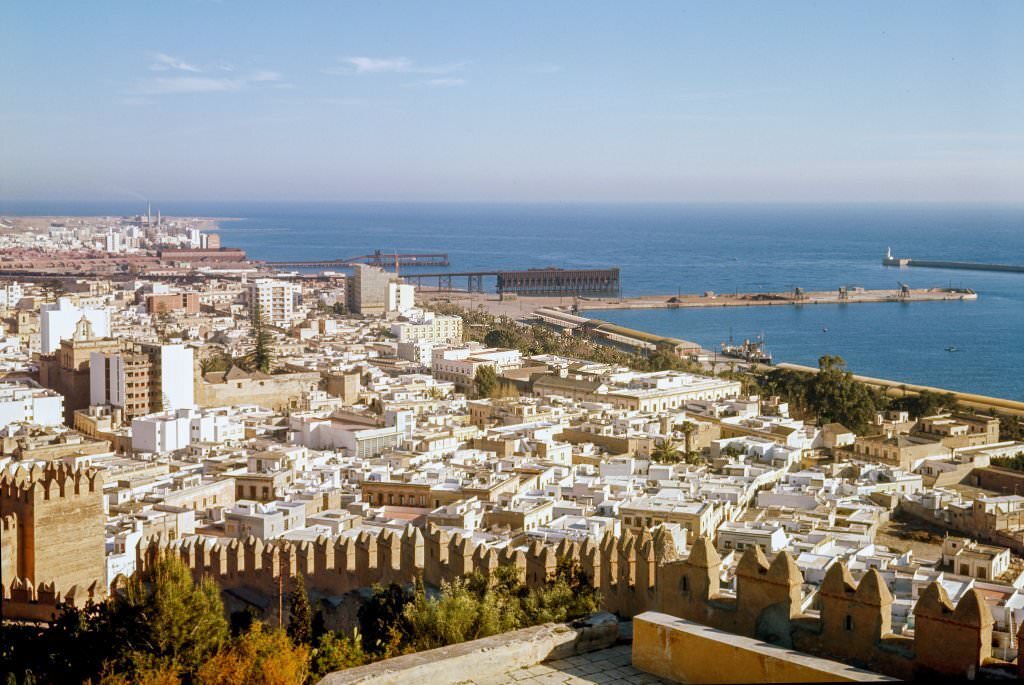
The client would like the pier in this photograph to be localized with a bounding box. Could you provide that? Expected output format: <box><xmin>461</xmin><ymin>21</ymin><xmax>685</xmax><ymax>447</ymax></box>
<box><xmin>267</xmin><ymin>251</ymin><xmax>450</xmax><ymax>269</ymax></box>
<box><xmin>407</xmin><ymin>267</ymin><xmax>621</xmax><ymax>297</ymax></box>
<box><xmin>575</xmin><ymin>286</ymin><xmax>977</xmax><ymax>311</ymax></box>
<box><xmin>882</xmin><ymin>248</ymin><xmax>1024</xmax><ymax>274</ymax></box>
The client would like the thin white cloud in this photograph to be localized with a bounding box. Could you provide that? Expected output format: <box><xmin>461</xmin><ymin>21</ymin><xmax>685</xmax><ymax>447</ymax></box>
<box><xmin>136</xmin><ymin>52</ymin><xmax>287</xmax><ymax>95</ymax></box>
<box><xmin>148</xmin><ymin>52</ymin><xmax>202</xmax><ymax>73</ymax></box>
<box><xmin>524</xmin><ymin>63</ymin><xmax>561</xmax><ymax>74</ymax></box>
<box><xmin>325</xmin><ymin>56</ymin><xmax>467</xmax><ymax>76</ymax></box>
<box><xmin>420</xmin><ymin>77</ymin><xmax>465</xmax><ymax>87</ymax></box>
<box><xmin>672</xmin><ymin>87</ymin><xmax>783</xmax><ymax>102</ymax></box>
<box><xmin>316</xmin><ymin>96</ymin><xmax>371</xmax><ymax>106</ymax></box>
<box><xmin>248</xmin><ymin>70</ymin><xmax>283</xmax><ymax>83</ymax></box>
<box><xmin>118</xmin><ymin>96</ymin><xmax>156</xmax><ymax>107</ymax></box>
<box><xmin>345</xmin><ymin>57</ymin><xmax>414</xmax><ymax>74</ymax></box>
<box><xmin>139</xmin><ymin>76</ymin><xmax>245</xmax><ymax>94</ymax></box>
<box><xmin>867</xmin><ymin>132</ymin><xmax>1024</xmax><ymax>144</ymax></box>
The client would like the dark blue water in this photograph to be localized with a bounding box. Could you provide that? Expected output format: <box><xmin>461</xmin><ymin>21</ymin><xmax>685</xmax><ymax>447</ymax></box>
<box><xmin>3</xmin><ymin>201</ymin><xmax>1022</xmax><ymax>398</ymax></box>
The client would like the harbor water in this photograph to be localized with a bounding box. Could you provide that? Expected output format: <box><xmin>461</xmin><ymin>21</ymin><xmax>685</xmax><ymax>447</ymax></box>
<box><xmin>3</xmin><ymin>200</ymin><xmax>1023</xmax><ymax>399</ymax></box>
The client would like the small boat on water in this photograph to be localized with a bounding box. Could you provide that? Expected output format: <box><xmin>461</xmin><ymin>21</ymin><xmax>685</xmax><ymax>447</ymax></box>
<box><xmin>946</xmin><ymin>346</ymin><xmax>959</xmax><ymax>352</ymax></box>
<box><xmin>721</xmin><ymin>335</ymin><xmax>773</xmax><ymax>364</ymax></box>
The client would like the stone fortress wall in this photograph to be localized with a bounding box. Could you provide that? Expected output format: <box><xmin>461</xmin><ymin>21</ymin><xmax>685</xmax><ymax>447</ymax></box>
<box><xmin>0</xmin><ymin>466</ymin><xmax>1015</xmax><ymax>679</ymax></box>
<box><xmin>0</xmin><ymin>464</ymin><xmax>106</xmax><ymax>621</ymax></box>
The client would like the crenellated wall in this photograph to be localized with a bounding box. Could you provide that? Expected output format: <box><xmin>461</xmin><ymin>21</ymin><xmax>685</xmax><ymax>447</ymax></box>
<box><xmin>132</xmin><ymin>527</ymin><xmax>1014</xmax><ymax>679</ymax></box>
<box><xmin>0</xmin><ymin>463</ymin><xmax>107</xmax><ymax>621</ymax></box>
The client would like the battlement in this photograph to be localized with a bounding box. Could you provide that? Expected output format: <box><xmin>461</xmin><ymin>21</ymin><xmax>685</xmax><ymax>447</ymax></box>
<box><xmin>134</xmin><ymin>527</ymin><xmax>1015</xmax><ymax>679</ymax></box>
<box><xmin>1</xmin><ymin>575</ymin><xmax>102</xmax><ymax>621</ymax></box>
<box><xmin>0</xmin><ymin>461</ymin><xmax>107</xmax><ymax>618</ymax></box>
<box><xmin>0</xmin><ymin>462</ymin><xmax>102</xmax><ymax>503</ymax></box>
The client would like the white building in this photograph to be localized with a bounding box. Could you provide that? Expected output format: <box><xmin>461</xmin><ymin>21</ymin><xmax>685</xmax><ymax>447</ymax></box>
<box><xmin>287</xmin><ymin>414</ymin><xmax>404</xmax><ymax>458</ymax></box>
<box><xmin>716</xmin><ymin>521</ymin><xmax>789</xmax><ymax>554</ymax></box>
<box><xmin>131</xmin><ymin>407</ymin><xmax>245</xmax><ymax>453</ymax></box>
<box><xmin>224</xmin><ymin>500</ymin><xmax>307</xmax><ymax>539</ymax></box>
<box><xmin>40</xmin><ymin>297</ymin><xmax>111</xmax><ymax>354</ymax></box>
<box><xmin>391</xmin><ymin>313</ymin><xmax>463</xmax><ymax>344</ymax></box>
<box><xmin>0</xmin><ymin>381</ymin><xmax>64</xmax><ymax>429</ymax></box>
<box><xmin>0</xmin><ymin>282</ymin><xmax>24</xmax><ymax>309</ymax></box>
<box><xmin>431</xmin><ymin>346</ymin><xmax>522</xmax><ymax>391</ymax></box>
<box><xmin>387</xmin><ymin>281</ymin><xmax>416</xmax><ymax>315</ymax></box>
<box><xmin>397</xmin><ymin>339</ymin><xmax>436</xmax><ymax>367</ymax></box>
<box><xmin>160</xmin><ymin>344</ymin><xmax>196</xmax><ymax>411</ymax></box>
<box><xmin>90</xmin><ymin>343</ymin><xmax>194</xmax><ymax>415</ymax></box>
<box><xmin>247</xmin><ymin>278</ymin><xmax>301</xmax><ymax>326</ymax></box>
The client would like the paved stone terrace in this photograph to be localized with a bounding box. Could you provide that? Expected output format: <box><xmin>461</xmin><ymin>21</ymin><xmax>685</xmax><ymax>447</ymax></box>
<box><xmin>464</xmin><ymin>644</ymin><xmax>673</xmax><ymax>685</ymax></box>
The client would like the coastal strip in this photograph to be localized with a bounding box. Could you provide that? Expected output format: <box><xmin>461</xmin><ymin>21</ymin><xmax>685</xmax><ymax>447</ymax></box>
<box><xmin>771</xmin><ymin>362</ymin><xmax>1024</xmax><ymax>418</ymax></box>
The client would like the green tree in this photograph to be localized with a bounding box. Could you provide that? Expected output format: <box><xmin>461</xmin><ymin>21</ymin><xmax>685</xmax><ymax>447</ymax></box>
<box><xmin>357</xmin><ymin>583</ymin><xmax>414</xmax><ymax>655</ymax></box>
<box><xmin>195</xmin><ymin>623</ymin><xmax>308</xmax><ymax>685</ymax></box>
<box><xmin>807</xmin><ymin>355</ymin><xmax>884</xmax><ymax>434</ymax></box>
<box><xmin>483</xmin><ymin>326</ymin><xmax>522</xmax><ymax>350</ymax></box>
<box><xmin>890</xmin><ymin>389</ymin><xmax>956</xmax><ymax>418</ymax></box>
<box><xmin>250</xmin><ymin>302</ymin><xmax>274</xmax><ymax>373</ymax></box>
<box><xmin>286</xmin><ymin>574</ymin><xmax>313</xmax><ymax>646</ymax></box>
<box><xmin>115</xmin><ymin>553</ymin><xmax>230</xmax><ymax>676</ymax></box>
<box><xmin>473</xmin><ymin>365</ymin><xmax>500</xmax><ymax>399</ymax></box>
<box><xmin>678</xmin><ymin>421</ymin><xmax>698</xmax><ymax>454</ymax></box>
<box><xmin>650</xmin><ymin>439</ymin><xmax>681</xmax><ymax>463</ymax></box>
<box><xmin>309</xmin><ymin>631</ymin><xmax>368</xmax><ymax>681</ymax></box>
<box><xmin>521</xmin><ymin>558</ymin><xmax>600</xmax><ymax>625</ymax></box>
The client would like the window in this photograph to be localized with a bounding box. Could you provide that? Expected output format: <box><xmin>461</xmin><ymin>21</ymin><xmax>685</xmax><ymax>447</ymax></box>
<box><xmin>844</xmin><ymin>615</ymin><xmax>854</xmax><ymax>631</ymax></box>
<box><xmin>681</xmin><ymin>576</ymin><xmax>689</xmax><ymax>593</ymax></box>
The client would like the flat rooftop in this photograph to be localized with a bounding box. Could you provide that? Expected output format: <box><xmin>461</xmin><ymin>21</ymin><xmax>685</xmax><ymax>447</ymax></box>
<box><xmin>467</xmin><ymin>644</ymin><xmax>669</xmax><ymax>685</ymax></box>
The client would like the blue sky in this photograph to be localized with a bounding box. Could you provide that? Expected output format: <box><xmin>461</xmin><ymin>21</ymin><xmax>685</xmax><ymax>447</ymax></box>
<box><xmin>2</xmin><ymin>1</ymin><xmax>1022</xmax><ymax>202</ymax></box>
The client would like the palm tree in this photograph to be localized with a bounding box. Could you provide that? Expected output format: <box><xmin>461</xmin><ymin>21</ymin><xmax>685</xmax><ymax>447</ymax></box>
<box><xmin>650</xmin><ymin>439</ymin><xmax>681</xmax><ymax>463</ymax></box>
<box><xmin>678</xmin><ymin>421</ymin><xmax>698</xmax><ymax>455</ymax></box>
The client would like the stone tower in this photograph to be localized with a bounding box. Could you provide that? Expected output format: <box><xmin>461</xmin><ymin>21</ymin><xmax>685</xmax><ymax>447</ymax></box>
<box><xmin>0</xmin><ymin>463</ymin><xmax>106</xmax><ymax>612</ymax></box>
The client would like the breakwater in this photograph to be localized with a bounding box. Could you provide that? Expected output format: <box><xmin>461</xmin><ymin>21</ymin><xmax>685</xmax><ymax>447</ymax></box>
<box><xmin>883</xmin><ymin>255</ymin><xmax>1024</xmax><ymax>274</ymax></box>
<box><xmin>576</xmin><ymin>286</ymin><xmax>976</xmax><ymax>311</ymax></box>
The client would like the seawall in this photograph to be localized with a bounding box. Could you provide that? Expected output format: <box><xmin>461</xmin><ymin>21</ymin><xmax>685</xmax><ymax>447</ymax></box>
<box><xmin>884</xmin><ymin>257</ymin><xmax>1024</xmax><ymax>274</ymax></box>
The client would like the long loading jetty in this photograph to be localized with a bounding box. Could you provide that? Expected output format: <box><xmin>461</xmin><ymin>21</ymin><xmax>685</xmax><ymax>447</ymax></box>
<box><xmin>883</xmin><ymin>250</ymin><xmax>1024</xmax><ymax>274</ymax></box>
<box><xmin>574</xmin><ymin>286</ymin><xmax>976</xmax><ymax>311</ymax></box>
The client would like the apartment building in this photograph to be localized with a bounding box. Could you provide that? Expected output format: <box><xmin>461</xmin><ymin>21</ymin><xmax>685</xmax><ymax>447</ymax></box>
<box><xmin>91</xmin><ymin>343</ymin><xmax>195</xmax><ymax>420</ymax></box>
<box><xmin>391</xmin><ymin>313</ymin><xmax>463</xmax><ymax>344</ymax></box>
<box><xmin>247</xmin><ymin>278</ymin><xmax>301</xmax><ymax>326</ymax></box>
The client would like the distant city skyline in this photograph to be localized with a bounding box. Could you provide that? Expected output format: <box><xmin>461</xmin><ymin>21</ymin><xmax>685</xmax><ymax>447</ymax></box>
<box><xmin>3</xmin><ymin>1</ymin><xmax>1023</xmax><ymax>203</ymax></box>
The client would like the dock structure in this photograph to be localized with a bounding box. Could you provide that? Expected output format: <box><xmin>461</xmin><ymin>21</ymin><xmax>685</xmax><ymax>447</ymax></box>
<box><xmin>883</xmin><ymin>251</ymin><xmax>1024</xmax><ymax>274</ymax></box>
<box><xmin>266</xmin><ymin>251</ymin><xmax>450</xmax><ymax>269</ymax></box>
<box><xmin>576</xmin><ymin>286</ymin><xmax>976</xmax><ymax>311</ymax></box>
<box><xmin>406</xmin><ymin>267</ymin><xmax>621</xmax><ymax>297</ymax></box>
<box><xmin>497</xmin><ymin>268</ymin><xmax>620</xmax><ymax>297</ymax></box>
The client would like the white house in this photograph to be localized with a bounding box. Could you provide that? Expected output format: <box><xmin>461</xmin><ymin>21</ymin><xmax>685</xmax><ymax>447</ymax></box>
<box><xmin>40</xmin><ymin>297</ymin><xmax>110</xmax><ymax>354</ymax></box>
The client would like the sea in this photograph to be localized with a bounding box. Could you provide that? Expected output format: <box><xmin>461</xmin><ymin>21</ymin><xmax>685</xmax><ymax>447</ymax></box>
<box><xmin>3</xmin><ymin>201</ymin><xmax>1023</xmax><ymax>400</ymax></box>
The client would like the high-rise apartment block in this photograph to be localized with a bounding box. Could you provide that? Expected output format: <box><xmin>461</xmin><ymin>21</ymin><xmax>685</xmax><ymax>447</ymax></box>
<box><xmin>247</xmin><ymin>278</ymin><xmax>301</xmax><ymax>326</ymax></box>
<box><xmin>90</xmin><ymin>343</ymin><xmax>195</xmax><ymax>420</ymax></box>
<box><xmin>347</xmin><ymin>264</ymin><xmax>393</xmax><ymax>315</ymax></box>
<box><xmin>391</xmin><ymin>313</ymin><xmax>464</xmax><ymax>344</ymax></box>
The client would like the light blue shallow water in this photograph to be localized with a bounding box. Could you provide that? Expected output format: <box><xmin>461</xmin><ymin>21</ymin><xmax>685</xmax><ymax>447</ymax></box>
<box><xmin>2</xmin><ymin>201</ymin><xmax>1022</xmax><ymax>398</ymax></box>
